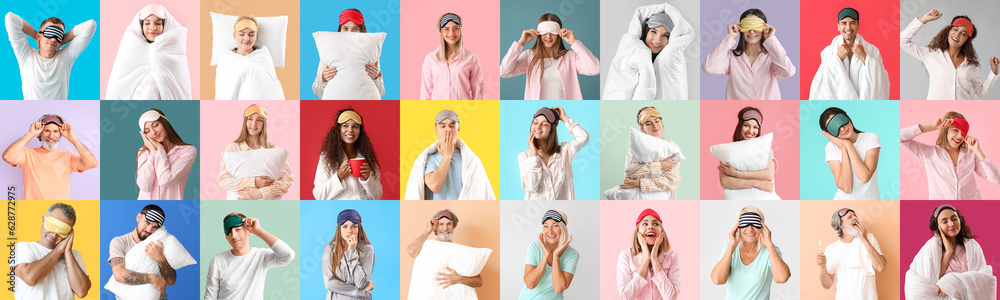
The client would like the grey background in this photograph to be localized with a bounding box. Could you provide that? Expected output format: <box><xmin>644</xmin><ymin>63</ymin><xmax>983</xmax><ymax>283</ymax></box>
<box><xmin>599</xmin><ymin>0</ymin><xmax>701</xmax><ymax>100</ymax></box>
<box><xmin>499</xmin><ymin>201</ymin><xmax>601</xmax><ymax>299</ymax></box>
<box><xmin>899</xmin><ymin>0</ymin><xmax>1000</xmax><ymax>100</ymax></box>
<box><xmin>699</xmin><ymin>200</ymin><xmax>801</xmax><ymax>300</ymax></box>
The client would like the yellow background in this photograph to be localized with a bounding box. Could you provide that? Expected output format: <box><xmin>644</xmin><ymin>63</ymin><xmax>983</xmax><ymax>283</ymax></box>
<box><xmin>399</xmin><ymin>100</ymin><xmax>501</xmax><ymax>198</ymax></box>
<box><xmin>4</xmin><ymin>200</ymin><xmax>101</xmax><ymax>299</ymax></box>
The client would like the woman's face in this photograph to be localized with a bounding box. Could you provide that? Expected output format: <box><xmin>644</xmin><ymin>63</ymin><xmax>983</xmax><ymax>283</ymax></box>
<box><xmin>743</xmin><ymin>14</ymin><xmax>763</xmax><ymax>45</ymax></box>
<box><xmin>641</xmin><ymin>117</ymin><xmax>663</xmax><ymax>138</ymax></box>
<box><xmin>340</xmin><ymin>220</ymin><xmax>359</xmax><ymax>241</ymax></box>
<box><xmin>946</xmin><ymin>126</ymin><xmax>965</xmax><ymax>149</ymax></box>
<box><xmin>540</xmin><ymin>31</ymin><xmax>560</xmax><ymax>48</ymax></box>
<box><xmin>245</xmin><ymin>113</ymin><xmax>264</xmax><ymax>137</ymax></box>
<box><xmin>937</xmin><ymin>209</ymin><xmax>961</xmax><ymax>238</ymax></box>
<box><xmin>948</xmin><ymin>26</ymin><xmax>970</xmax><ymax>48</ymax></box>
<box><xmin>645</xmin><ymin>25</ymin><xmax>669</xmax><ymax>54</ymax></box>
<box><xmin>542</xmin><ymin>219</ymin><xmax>562</xmax><ymax>245</ymax></box>
<box><xmin>531</xmin><ymin>116</ymin><xmax>552</xmax><ymax>140</ymax></box>
<box><xmin>340</xmin><ymin>119</ymin><xmax>361</xmax><ymax>144</ymax></box>
<box><xmin>441</xmin><ymin>22</ymin><xmax>461</xmax><ymax>46</ymax></box>
<box><xmin>741</xmin><ymin>119</ymin><xmax>760</xmax><ymax>140</ymax></box>
<box><xmin>826</xmin><ymin>114</ymin><xmax>855</xmax><ymax>139</ymax></box>
<box><xmin>142</xmin><ymin>15</ymin><xmax>164</xmax><ymax>42</ymax></box>
<box><xmin>143</xmin><ymin>120</ymin><xmax>166</xmax><ymax>143</ymax></box>
<box><xmin>637</xmin><ymin>215</ymin><xmax>662</xmax><ymax>246</ymax></box>
<box><xmin>740</xmin><ymin>225</ymin><xmax>761</xmax><ymax>243</ymax></box>
<box><xmin>341</xmin><ymin>21</ymin><xmax>363</xmax><ymax>33</ymax></box>
<box><xmin>234</xmin><ymin>28</ymin><xmax>257</xmax><ymax>51</ymax></box>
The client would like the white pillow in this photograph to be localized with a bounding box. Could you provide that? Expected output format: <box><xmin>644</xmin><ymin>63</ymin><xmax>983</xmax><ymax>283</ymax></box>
<box><xmin>223</xmin><ymin>148</ymin><xmax>289</xmax><ymax>200</ymax></box>
<box><xmin>407</xmin><ymin>239</ymin><xmax>492</xmax><ymax>300</ymax></box>
<box><xmin>628</xmin><ymin>127</ymin><xmax>685</xmax><ymax>163</ymax></box>
<box><xmin>210</xmin><ymin>12</ymin><xmax>287</xmax><ymax>67</ymax></box>
<box><xmin>104</xmin><ymin>226</ymin><xmax>197</xmax><ymax>300</ymax></box>
<box><xmin>313</xmin><ymin>31</ymin><xmax>386</xmax><ymax>100</ymax></box>
<box><xmin>710</xmin><ymin>133</ymin><xmax>781</xmax><ymax>200</ymax></box>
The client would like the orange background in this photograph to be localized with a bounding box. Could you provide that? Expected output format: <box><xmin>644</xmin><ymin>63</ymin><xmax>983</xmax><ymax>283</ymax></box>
<box><xmin>399</xmin><ymin>201</ymin><xmax>500</xmax><ymax>300</ymax></box>
<box><xmin>799</xmin><ymin>200</ymin><xmax>900</xmax><ymax>299</ymax></box>
<box><xmin>199</xmin><ymin>0</ymin><xmax>300</xmax><ymax>100</ymax></box>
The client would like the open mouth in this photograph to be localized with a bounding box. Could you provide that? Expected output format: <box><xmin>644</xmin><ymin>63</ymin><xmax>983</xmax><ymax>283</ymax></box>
<box><xmin>650</xmin><ymin>43</ymin><xmax>663</xmax><ymax>49</ymax></box>
<box><xmin>952</xmin><ymin>36</ymin><xmax>959</xmax><ymax>42</ymax></box>
<box><xmin>952</xmin><ymin>138</ymin><xmax>963</xmax><ymax>144</ymax></box>
<box><xmin>446</xmin><ymin>36</ymin><xmax>458</xmax><ymax>41</ymax></box>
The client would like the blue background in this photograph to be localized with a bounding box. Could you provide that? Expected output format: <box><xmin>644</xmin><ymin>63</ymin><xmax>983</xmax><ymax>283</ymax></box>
<box><xmin>100</xmin><ymin>200</ymin><xmax>202</xmax><ymax>300</ymax></box>
<box><xmin>799</xmin><ymin>100</ymin><xmax>901</xmax><ymax>200</ymax></box>
<box><xmin>499</xmin><ymin>0</ymin><xmax>601</xmax><ymax>100</ymax></box>
<box><xmin>99</xmin><ymin>101</ymin><xmax>201</xmax><ymax>200</ymax></box>
<box><xmin>499</xmin><ymin>100</ymin><xmax>601</xmax><ymax>199</ymax></box>
<box><xmin>299</xmin><ymin>201</ymin><xmax>401</xmax><ymax>299</ymax></box>
<box><xmin>299</xmin><ymin>0</ymin><xmax>401</xmax><ymax>100</ymax></box>
<box><xmin>1</xmin><ymin>0</ymin><xmax>101</xmax><ymax>100</ymax></box>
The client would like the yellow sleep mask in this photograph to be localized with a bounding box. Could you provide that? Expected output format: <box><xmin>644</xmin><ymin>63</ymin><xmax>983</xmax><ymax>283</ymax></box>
<box><xmin>740</xmin><ymin>16</ymin><xmax>766</xmax><ymax>33</ymax></box>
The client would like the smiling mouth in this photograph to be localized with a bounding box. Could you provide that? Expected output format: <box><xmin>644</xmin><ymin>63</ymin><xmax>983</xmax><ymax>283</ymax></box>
<box><xmin>952</xmin><ymin>36</ymin><xmax>959</xmax><ymax>42</ymax></box>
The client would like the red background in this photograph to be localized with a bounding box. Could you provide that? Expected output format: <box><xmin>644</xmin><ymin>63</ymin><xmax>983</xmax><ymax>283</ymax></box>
<box><xmin>299</xmin><ymin>101</ymin><xmax>401</xmax><ymax>200</ymax></box>
<box><xmin>799</xmin><ymin>0</ymin><xmax>900</xmax><ymax>100</ymax></box>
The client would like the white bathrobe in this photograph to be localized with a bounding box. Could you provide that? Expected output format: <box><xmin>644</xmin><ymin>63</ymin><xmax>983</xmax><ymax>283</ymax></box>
<box><xmin>603</xmin><ymin>2</ymin><xmax>694</xmax><ymax>100</ymax></box>
<box><xmin>214</xmin><ymin>46</ymin><xmax>285</xmax><ymax>100</ymax></box>
<box><xmin>809</xmin><ymin>34</ymin><xmax>890</xmax><ymax>100</ymax></box>
<box><xmin>106</xmin><ymin>9</ymin><xmax>192</xmax><ymax>100</ymax></box>
<box><xmin>904</xmin><ymin>235</ymin><xmax>996</xmax><ymax>300</ymax></box>
<box><xmin>404</xmin><ymin>138</ymin><xmax>495</xmax><ymax>200</ymax></box>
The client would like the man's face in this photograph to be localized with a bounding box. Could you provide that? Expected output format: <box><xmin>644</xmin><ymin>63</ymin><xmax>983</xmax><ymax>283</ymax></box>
<box><xmin>134</xmin><ymin>213</ymin><xmax>161</xmax><ymax>241</ymax></box>
<box><xmin>36</xmin><ymin>22</ymin><xmax>64</xmax><ymax>53</ymax></box>
<box><xmin>434</xmin><ymin>119</ymin><xmax>459</xmax><ymax>140</ymax></box>
<box><xmin>39</xmin><ymin>123</ymin><xmax>61</xmax><ymax>150</ymax></box>
<box><xmin>838</xmin><ymin>17</ymin><xmax>859</xmax><ymax>43</ymax></box>
<box><xmin>39</xmin><ymin>208</ymin><xmax>73</xmax><ymax>249</ymax></box>
<box><xmin>436</xmin><ymin>218</ymin><xmax>455</xmax><ymax>242</ymax></box>
<box><xmin>226</xmin><ymin>225</ymin><xmax>250</xmax><ymax>250</ymax></box>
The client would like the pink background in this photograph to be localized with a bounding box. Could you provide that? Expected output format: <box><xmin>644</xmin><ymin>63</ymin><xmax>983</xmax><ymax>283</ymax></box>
<box><xmin>198</xmin><ymin>101</ymin><xmax>301</xmax><ymax>200</ymax></box>
<box><xmin>599</xmin><ymin>201</ymin><xmax>700</xmax><ymax>300</ymax></box>
<box><xmin>899</xmin><ymin>101</ymin><xmax>1000</xmax><ymax>200</ymax></box>
<box><xmin>100</xmin><ymin>0</ymin><xmax>201</xmax><ymax>99</ymax></box>
<box><xmin>399</xmin><ymin>0</ymin><xmax>501</xmax><ymax>100</ymax></box>
<box><xmin>899</xmin><ymin>200</ymin><xmax>1000</xmax><ymax>298</ymax></box>
<box><xmin>699</xmin><ymin>101</ymin><xmax>801</xmax><ymax>200</ymax></box>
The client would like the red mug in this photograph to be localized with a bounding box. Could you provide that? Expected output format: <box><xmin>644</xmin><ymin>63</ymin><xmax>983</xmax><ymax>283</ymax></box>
<box><xmin>350</xmin><ymin>158</ymin><xmax>366</xmax><ymax>177</ymax></box>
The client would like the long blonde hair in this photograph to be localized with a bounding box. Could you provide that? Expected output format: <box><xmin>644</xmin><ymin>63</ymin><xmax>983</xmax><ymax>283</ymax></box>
<box><xmin>234</xmin><ymin>109</ymin><xmax>268</xmax><ymax>147</ymax></box>
<box><xmin>527</xmin><ymin>13</ymin><xmax>568</xmax><ymax>88</ymax></box>
<box><xmin>436</xmin><ymin>13</ymin><xmax>464</xmax><ymax>63</ymax></box>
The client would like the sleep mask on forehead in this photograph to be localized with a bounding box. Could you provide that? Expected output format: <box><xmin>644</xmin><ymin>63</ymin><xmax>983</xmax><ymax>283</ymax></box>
<box><xmin>825</xmin><ymin>114</ymin><xmax>849</xmax><ymax>136</ymax></box>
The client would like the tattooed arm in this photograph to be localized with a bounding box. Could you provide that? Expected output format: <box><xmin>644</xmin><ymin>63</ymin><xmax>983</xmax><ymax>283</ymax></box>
<box><xmin>155</xmin><ymin>259</ymin><xmax>177</xmax><ymax>286</ymax></box>
<box><xmin>109</xmin><ymin>257</ymin><xmax>167</xmax><ymax>293</ymax></box>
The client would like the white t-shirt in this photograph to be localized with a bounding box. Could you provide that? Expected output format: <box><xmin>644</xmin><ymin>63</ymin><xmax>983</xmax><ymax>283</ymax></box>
<box><xmin>204</xmin><ymin>240</ymin><xmax>295</xmax><ymax>300</ymax></box>
<box><xmin>539</xmin><ymin>58</ymin><xmax>563</xmax><ymax>100</ymax></box>
<box><xmin>11</xmin><ymin>241</ymin><xmax>89</xmax><ymax>300</ymax></box>
<box><xmin>4</xmin><ymin>13</ymin><xmax>96</xmax><ymax>100</ymax></box>
<box><xmin>825</xmin><ymin>234</ymin><xmax>882</xmax><ymax>300</ymax></box>
<box><xmin>825</xmin><ymin>132</ymin><xmax>880</xmax><ymax>200</ymax></box>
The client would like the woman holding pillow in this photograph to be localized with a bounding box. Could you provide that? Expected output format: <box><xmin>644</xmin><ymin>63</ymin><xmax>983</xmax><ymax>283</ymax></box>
<box><xmin>312</xmin><ymin>9</ymin><xmax>385</xmax><ymax>99</ymax></box>
<box><xmin>323</xmin><ymin>209</ymin><xmax>375</xmax><ymax>299</ymax></box>
<box><xmin>519</xmin><ymin>106</ymin><xmax>589</xmax><ymax>200</ymax></box>
<box><xmin>520</xmin><ymin>210</ymin><xmax>579</xmax><ymax>299</ymax></box>
<box><xmin>313</xmin><ymin>109</ymin><xmax>383</xmax><ymax>200</ymax></box>
<box><xmin>616</xmin><ymin>208</ymin><xmax>681</xmax><ymax>300</ymax></box>
<box><xmin>820</xmin><ymin>107</ymin><xmax>880</xmax><ymax>200</ymax></box>
<box><xmin>218</xmin><ymin>104</ymin><xmax>294</xmax><ymax>200</ymax></box>
<box><xmin>215</xmin><ymin>15</ymin><xmax>286</xmax><ymax>100</ymax></box>
<box><xmin>106</xmin><ymin>4</ymin><xmax>192</xmax><ymax>99</ymax></box>
<box><xmin>500</xmin><ymin>13</ymin><xmax>600</xmax><ymax>100</ymax></box>
<box><xmin>900</xmin><ymin>10</ymin><xmax>999</xmax><ymax>99</ymax></box>
<box><xmin>717</xmin><ymin>107</ymin><xmax>777</xmax><ymax>197</ymax></box>
<box><xmin>135</xmin><ymin>109</ymin><xmax>197</xmax><ymax>200</ymax></box>
<box><xmin>702</xmin><ymin>8</ymin><xmax>796</xmax><ymax>100</ymax></box>
<box><xmin>420</xmin><ymin>13</ymin><xmax>485</xmax><ymax>100</ymax></box>
<box><xmin>710</xmin><ymin>206</ymin><xmax>790</xmax><ymax>300</ymax></box>
<box><xmin>900</xmin><ymin>112</ymin><xmax>999</xmax><ymax>199</ymax></box>
<box><xmin>616</xmin><ymin>106</ymin><xmax>682</xmax><ymax>200</ymax></box>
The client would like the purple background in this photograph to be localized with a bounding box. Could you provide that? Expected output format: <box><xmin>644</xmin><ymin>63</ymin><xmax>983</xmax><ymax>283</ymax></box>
<box><xmin>0</xmin><ymin>101</ymin><xmax>101</xmax><ymax>199</ymax></box>
<box><xmin>699</xmin><ymin>0</ymin><xmax>801</xmax><ymax>100</ymax></box>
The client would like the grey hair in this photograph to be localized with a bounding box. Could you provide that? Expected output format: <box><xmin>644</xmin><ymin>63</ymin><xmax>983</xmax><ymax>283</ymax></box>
<box><xmin>46</xmin><ymin>202</ymin><xmax>77</xmax><ymax>223</ymax></box>
<box><xmin>831</xmin><ymin>211</ymin><xmax>845</xmax><ymax>238</ymax></box>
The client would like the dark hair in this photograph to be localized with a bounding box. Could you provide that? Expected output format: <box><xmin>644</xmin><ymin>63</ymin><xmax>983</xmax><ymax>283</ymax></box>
<box><xmin>320</xmin><ymin>108</ymin><xmax>381</xmax><ymax>179</ymax></box>
<box><xmin>40</xmin><ymin>17</ymin><xmax>65</xmax><ymax>30</ymax></box>
<box><xmin>527</xmin><ymin>13</ymin><xmax>568</xmax><ymax>86</ymax></box>
<box><xmin>531</xmin><ymin>111</ymin><xmax>561</xmax><ymax>156</ymax></box>
<box><xmin>732</xmin><ymin>8</ymin><xmax>768</xmax><ymax>57</ymax></box>
<box><xmin>732</xmin><ymin>106</ymin><xmax>762</xmax><ymax>142</ymax></box>
<box><xmin>338</xmin><ymin>9</ymin><xmax>368</xmax><ymax>33</ymax></box>
<box><xmin>929</xmin><ymin>206</ymin><xmax>976</xmax><ymax>250</ymax></box>
<box><xmin>928</xmin><ymin>15</ymin><xmax>979</xmax><ymax>66</ymax></box>
<box><xmin>818</xmin><ymin>107</ymin><xmax>862</xmax><ymax>134</ymax></box>
<box><xmin>639</xmin><ymin>21</ymin><xmax>669</xmax><ymax>62</ymax></box>
<box><xmin>140</xmin><ymin>204</ymin><xmax>164</xmax><ymax>218</ymax></box>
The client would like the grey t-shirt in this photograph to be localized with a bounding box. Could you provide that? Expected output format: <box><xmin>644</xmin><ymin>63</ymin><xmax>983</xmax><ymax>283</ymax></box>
<box><xmin>109</xmin><ymin>233</ymin><xmax>138</xmax><ymax>262</ymax></box>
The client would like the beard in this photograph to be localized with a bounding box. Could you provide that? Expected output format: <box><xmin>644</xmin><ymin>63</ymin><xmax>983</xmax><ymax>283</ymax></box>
<box><xmin>436</xmin><ymin>230</ymin><xmax>453</xmax><ymax>242</ymax></box>
<box><xmin>40</xmin><ymin>137</ymin><xmax>59</xmax><ymax>150</ymax></box>
<box><xmin>845</xmin><ymin>225</ymin><xmax>861</xmax><ymax>238</ymax></box>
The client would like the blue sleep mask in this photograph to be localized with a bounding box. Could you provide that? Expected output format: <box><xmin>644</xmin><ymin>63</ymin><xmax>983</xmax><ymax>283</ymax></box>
<box><xmin>825</xmin><ymin>114</ymin><xmax>850</xmax><ymax>136</ymax></box>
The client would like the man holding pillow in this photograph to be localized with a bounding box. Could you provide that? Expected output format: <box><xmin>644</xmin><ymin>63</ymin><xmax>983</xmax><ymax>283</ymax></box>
<box><xmin>107</xmin><ymin>205</ymin><xmax>176</xmax><ymax>299</ymax></box>
<box><xmin>404</xmin><ymin>110</ymin><xmax>496</xmax><ymax>200</ymax></box>
<box><xmin>204</xmin><ymin>212</ymin><xmax>295</xmax><ymax>300</ymax></box>
<box><xmin>4</xmin><ymin>12</ymin><xmax>96</xmax><ymax>100</ymax></box>
<box><xmin>11</xmin><ymin>203</ymin><xmax>92</xmax><ymax>299</ymax></box>
<box><xmin>406</xmin><ymin>209</ymin><xmax>484</xmax><ymax>296</ymax></box>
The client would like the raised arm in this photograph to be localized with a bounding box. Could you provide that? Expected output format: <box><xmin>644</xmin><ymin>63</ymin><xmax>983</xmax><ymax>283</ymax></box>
<box><xmin>5</xmin><ymin>12</ymin><xmax>33</xmax><ymax>59</ymax></box>
<box><xmin>153</xmin><ymin>146</ymin><xmax>196</xmax><ymax>187</ymax></box>
<box><xmin>322</xmin><ymin>243</ymin><xmax>370</xmax><ymax>298</ymax></box>
<box><xmin>703</xmin><ymin>28</ymin><xmax>737</xmax><ymax>75</ymax></box>
<box><xmin>407</xmin><ymin>219</ymin><xmax>435</xmax><ymax>258</ymax></box>
<box><xmin>763</xmin><ymin>37</ymin><xmax>796</xmax><ymax>78</ymax></box>
<box><xmin>900</xmin><ymin>11</ymin><xmax>940</xmax><ymax>62</ymax></box>
<box><xmin>60</xmin><ymin>19</ymin><xmax>96</xmax><ymax>62</ymax></box>
<box><xmin>500</xmin><ymin>41</ymin><xmax>533</xmax><ymax>78</ymax></box>
<box><xmin>2</xmin><ymin>122</ymin><xmax>41</xmax><ymax>167</ymax></box>
<box><xmin>569</xmin><ymin>40</ymin><xmax>600</xmax><ymax>76</ymax></box>
<box><xmin>710</xmin><ymin>243</ymin><xmax>736</xmax><ymax>285</ymax></box>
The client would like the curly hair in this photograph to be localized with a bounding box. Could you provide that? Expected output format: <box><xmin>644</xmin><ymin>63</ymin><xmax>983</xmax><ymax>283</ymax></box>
<box><xmin>320</xmin><ymin>108</ymin><xmax>381</xmax><ymax>177</ymax></box>
<box><xmin>927</xmin><ymin>15</ymin><xmax>979</xmax><ymax>67</ymax></box>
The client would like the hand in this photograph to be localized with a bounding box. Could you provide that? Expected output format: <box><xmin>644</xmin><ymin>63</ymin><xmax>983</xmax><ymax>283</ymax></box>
<box><xmin>727</xmin><ymin>224</ymin><xmax>739</xmax><ymax>247</ymax></box>
<box><xmin>620</xmin><ymin>177</ymin><xmax>639</xmax><ymax>189</ymax></box>
<box><xmin>365</xmin><ymin>62</ymin><xmax>381</xmax><ymax>80</ymax></box>
<box><xmin>346</xmin><ymin>233</ymin><xmax>358</xmax><ymax>250</ymax></box>
<box><xmin>940</xmin><ymin>227</ymin><xmax>956</xmax><ymax>255</ymax></box>
<box><xmin>528</xmin><ymin>131</ymin><xmax>538</xmax><ymax>156</ymax></box>
<box><xmin>254</xmin><ymin>176</ymin><xmax>275</xmax><ymax>188</ymax></box>
<box><xmin>553</xmin><ymin>235</ymin><xmax>573</xmax><ymax>258</ymax></box>
<box><xmin>435</xmin><ymin>267</ymin><xmax>462</xmax><ymax>288</ymax></box>
<box><xmin>919</xmin><ymin>9</ymin><xmax>943</xmax><ymax>24</ymax></box>
<box><xmin>61</xmin><ymin>230</ymin><xmax>75</xmax><ymax>256</ymax></box>
<box><xmin>762</xmin><ymin>24</ymin><xmax>775</xmax><ymax>39</ymax></box>
<box><xmin>151</xmin><ymin>275</ymin><xmax>166</xmax><ymax>293</ymax></box>
<box><xmin>364</xmin><ymin>280</ymin><xmax>375</xmax><ymax>291</ymax></box>
<box><xmin>59</xmin><ymin>123</ymin><xmax>75</xmax><ymax>141</ymax></box>
<box><xmin>852</xmin><ymin>41</ymin><xmax>867</xmax><ymax>63</ymax></box>
<box><xmin>426</xmin><ymin>218</ymin><xmax>438</xmax><ymax>235</ymax></box>
<box><xmin>518</xmin><ymin>29</ymin><xmax>538</xmax><ymax>46</ymax></box>
<box><xmin>144</xmin><ymin>241</ymin><xmax>166</xmax><ymax>261</ymax></box>
<box><xmin>558</xmin><ymin>28</ymin><xmax>577</xmax><ymax>45</ymax></box>
<box><xmin>935</xmin><ymin>286</ymin><xmax>947</xmax><ymax>296</ymax></box>
<box><xmin>837</xmin><ymin>43</ymin><xmax>851</xmax><ymax>61</ymax></box>
<box><xmin>659</xmin><ymin>154</ymin><xmax>677</xmax><ymax>170</ymax></box>
<box><xmin>650</xmin><ymin>228</ymin><xmax>664</xmax><ymax>257</ymax></box>
<box><xmin>822</xmin><ymin>131</ymin><xmax>852</xmax><ymax>149</ymax></box>
<box><xmin>360</xmin><ymin>162</ymin><xmax>372</xmax><ymax>180</ymax></box>
<box><xmin>760</xmin><ymin>223</ymin><xmax>774</xmax><ymax>248</ymax></box>
<box><xmin>552</xmin><ymin>106</ymin><xmax>568</xmax><ymax>123</ymax></box>
<box><xmin>243</xmin><ymin>217</ymin><xmax>262</xmax><ymax>235</ymax></box>
<box><xmin>538</xmin><ymin>233</ymin><xmax>553</xmax><ymax>258</ymax></box>
<box><xmin>854</xmin><ymin>220</ymin><xmax>869</xmax><ymax>239</ymax></box>
<box><xmin>718</xmin><ymin>162</ymin><xmax>739</xmax><ymax>177</ymax></box>
<box><xmin>336</xmin><ymin>160</ymin><xmax>351</xmax><ymax>180</ymax></box>
<box><xmin>437</xmin><ymin>131</ymin><xmax>456</xmax><ymax>158</ymax></box>
<box><xmin>636</xmin><ymin>231</ymin><xmax>651</xmax><ymax>260</ymax></box>
<box><xmin>726</xmin><ymin>24</ymin><xmax>740</xmax><ymax>39</ymax></box>
<box><xmin>933</xmin><ymin>116</ymin><xmax>954</xmax><ymax>131</ymax></box>
<box><xmin>140</xmin><ymin>130</ymin><xmax>159</xmax><ymax>151</ymax></box>
<box><xmin>321</xmin><ymin>66</ymin><xmax>338</xmax><ymax>82</ymax></box>
<box><xmin>990</xmin><ymin>56</ymin><xmax>999</xmax><ymax>75</ymax></box>
<box><xmin>237</xmin><ymin>188</ymin><xmax>264</xmax><ymax>200</ymax></box>
<box><xmin>754</xmin><ymin>180</ymin><xmax>775</xmax><ymax>192</ymax></box>
<box><xmin>28</xmin><ymin>121</ymin><xmax>43</xmax><ymax>136</ymax></box>
<box><xmin>817</xmin><ymin>252</ymin><xmax>827</xmax><ymax>268</ymax></box>
<box><xmin>967</xmin><ymin>135</ymin><xmax>983</xmax><ymax>155</ymax></box>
